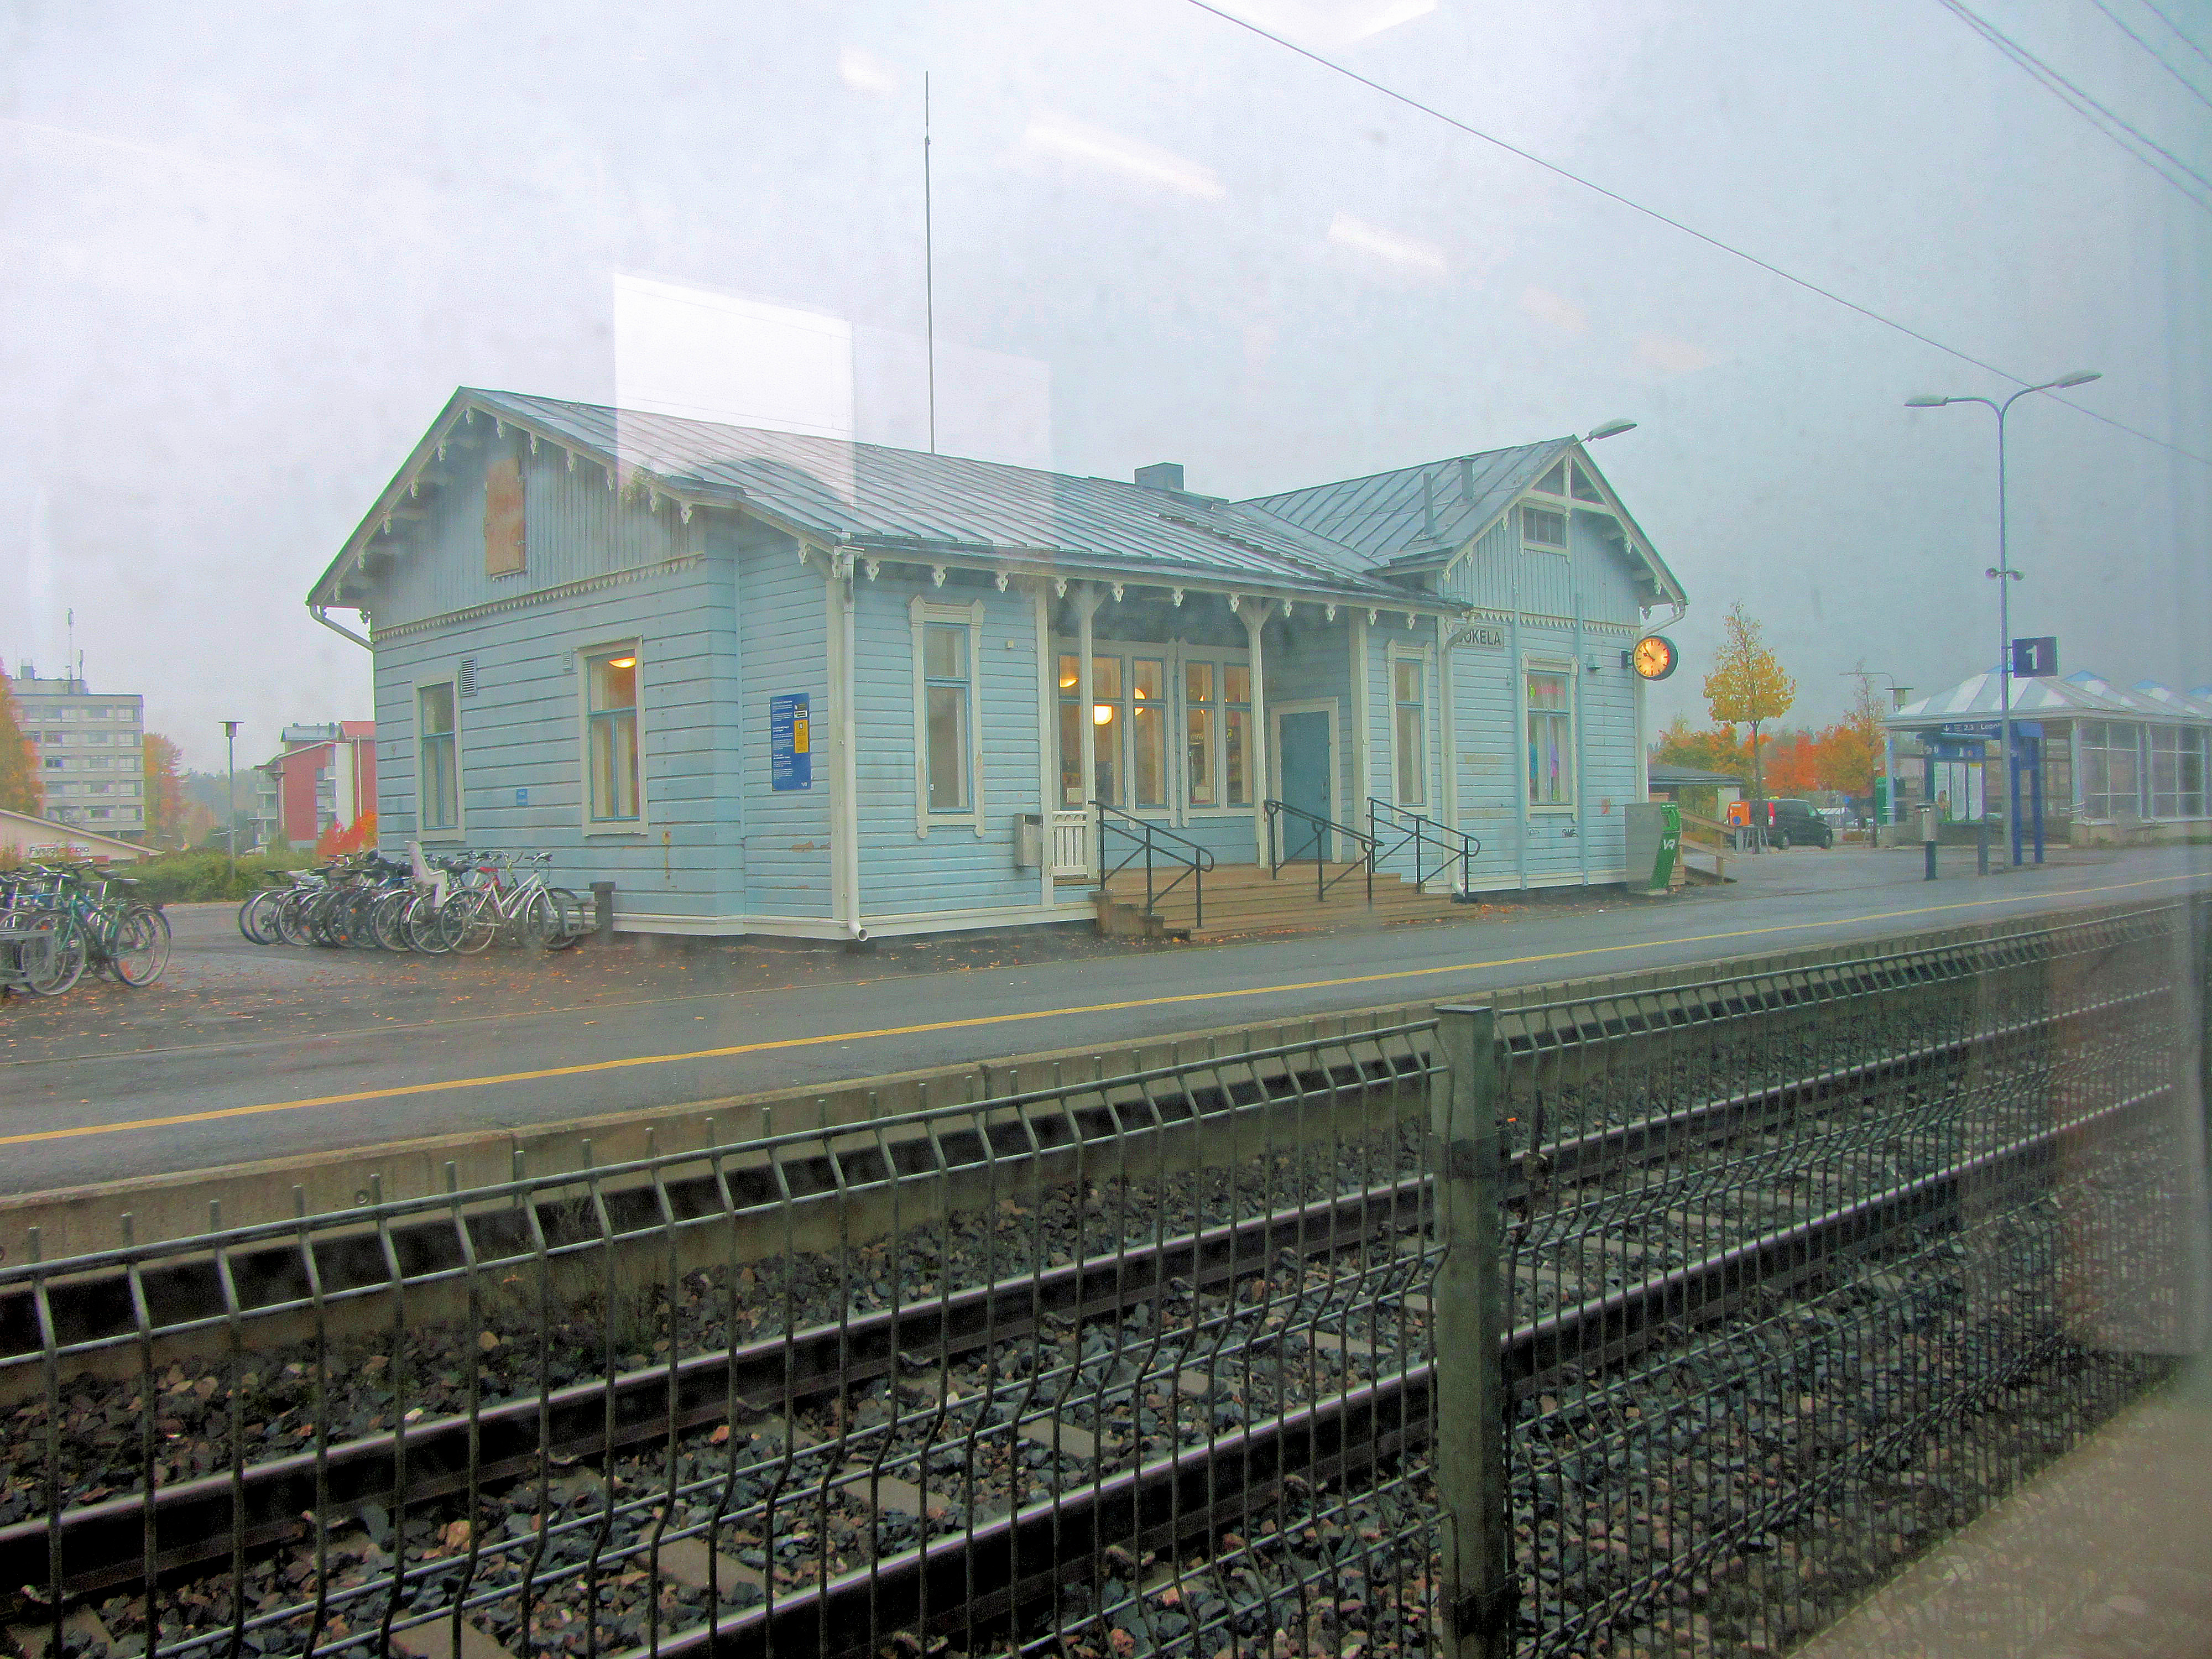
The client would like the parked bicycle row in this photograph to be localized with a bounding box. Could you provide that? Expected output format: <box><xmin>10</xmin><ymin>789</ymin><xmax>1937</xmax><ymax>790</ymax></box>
<box><xmin>0</xmin><ymin>861</ymin><xmax>173</xmax><ymax>997</ymax></box>
<box><xmin>235</xmin><ymin>848</ymin><xmax>589</xmax><ymax>954</ymax></box>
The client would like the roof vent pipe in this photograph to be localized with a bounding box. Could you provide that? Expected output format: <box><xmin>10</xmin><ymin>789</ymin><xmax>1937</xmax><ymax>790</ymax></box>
<box><xmin>1420</xmin><ymin>470</ymin><xmax>1437</xmax><ymax>538</ymax></box>
<box><xmin>1459</xmin><ymin>456</ymin><xmax>1475</xmax><ymax>500</ymax></box>
<box><xmin>1135</xmin><ymin>462</ymin><xmax>1185</xmax><ymax>492</ymax></box>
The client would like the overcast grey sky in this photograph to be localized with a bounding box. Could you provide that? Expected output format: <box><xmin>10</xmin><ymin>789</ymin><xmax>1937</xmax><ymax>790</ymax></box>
<box><xmin>3</xmin><ymin>0</ymin><xmax>2205</xmax><ymax>769</ymax></box>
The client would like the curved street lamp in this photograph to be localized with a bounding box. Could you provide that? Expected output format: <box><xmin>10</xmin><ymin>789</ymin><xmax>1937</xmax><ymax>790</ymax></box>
<box><xmin>1903</xmin><ymin>372</ymin><xmax>2100</xmax><ymax>864</ymax></box>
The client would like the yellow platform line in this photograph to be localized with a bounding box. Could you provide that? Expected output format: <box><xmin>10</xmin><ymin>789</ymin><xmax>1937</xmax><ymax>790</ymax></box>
<box><xmin>3</xmin><ymin>870</ymin><xmax>2202</xmax><ymax>1150</ymax></box>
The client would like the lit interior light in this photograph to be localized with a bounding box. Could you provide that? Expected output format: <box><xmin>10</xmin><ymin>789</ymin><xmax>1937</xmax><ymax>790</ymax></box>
<box><xmin>1060</xmin><ymin>672</ymin><xmax>1078</xmax><ymax>688</ymax></box>
<box><xmin>607</xmin><ymin>656</ymin><xmax>637</xmax><ymax>669</ymax></box>
<box><xmin>1093</xmin><ymin>705</ymin><xmax>1115</xmax><ymax>726</ymax></box>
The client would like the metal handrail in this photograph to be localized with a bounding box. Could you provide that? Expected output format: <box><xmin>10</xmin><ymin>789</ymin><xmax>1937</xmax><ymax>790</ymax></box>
<box><xmin>1262</xmin><ymin>799</ymin><xmax>1378</xmax><ymax>906</ymax></box>
<box><xmin>1095</xmin><ymin>801</ymin><xmax>1214</xmax><ymax>930</ymax></box>
<box><xmin>1367</xmin><ymin>797</ymin><xmax>1482</xmax><ymax>897</ymax></box>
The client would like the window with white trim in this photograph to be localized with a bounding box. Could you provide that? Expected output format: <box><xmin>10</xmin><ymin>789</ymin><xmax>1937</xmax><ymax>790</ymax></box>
<box><xmin>1521</xmin><ymin>505</ymin><xmax>1567</xmax><ymax>548</ymax></box>
<box><xmin>923</xmin><ymin>623</ymin><xmax>972</xmax><ymax>812</ymax></box>
<box><xmin>1130</xmin><ymin>657</ymin><xmax>1166</xmax><ymax>808</ymax></box>
<box><xmin>912</xmin><ymin>597</ymin><xmax>985</xmax><ymax>832</ymax></box>
<box><xmin>585</xmin><ymin>646</ymin><xmax>641</xmax><ymax>824</ymax></box>
<box><xmin>419</xmin><ymin>680</ymin><xmax>460</xmax><ymax>832</ymax></box>
<box><xmin>1392</xmin><ymin>654</ymin><xmax>1427</xmax><ymax>806</ymax></box>
<box><xmin>1185</xmin><ymin>662</ymin><xmax>1217</xmax><ymax>807</ymax></box>
<box><xmin>1223</xmin><ymin>663</ymin><xmax>1252</xmax><ymax>807</ymax></box>
<box><xmin>1526</xmin><ymin>666</ymin><xmax>1574</xmax><ymax>808</ymax></box>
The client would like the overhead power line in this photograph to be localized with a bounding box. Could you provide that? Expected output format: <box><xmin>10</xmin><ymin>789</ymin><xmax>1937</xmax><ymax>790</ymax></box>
<box><xmin>1180</xmin><ymin>0</ymin><xmax>2212</xmax><ymax>468</ymax></box>
<box><xmin>2086</xmin><ymin>0</ymin><xmax>2212</xmax><ymax>113</ymax></box>
<box><xmin>2137</xmin><ymin>0</ymin><xmax>2212</xmax><ymax>70</ymax></box>
<box><xmin>1934</xmin><ymin>0</ymin><xmax>2212</xmax><ymax>210</ymax></box>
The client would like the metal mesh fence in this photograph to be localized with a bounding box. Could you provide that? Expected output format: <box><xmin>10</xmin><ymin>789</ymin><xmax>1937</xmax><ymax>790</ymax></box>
<box><xmin>0</xmin><ymin>900</ymin><xmax>2203</xmax><ymax>1659</ymax></box>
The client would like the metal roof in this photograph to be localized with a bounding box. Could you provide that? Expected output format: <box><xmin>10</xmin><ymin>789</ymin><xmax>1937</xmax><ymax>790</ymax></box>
<box><xmin>1888</xmin><ymin>669</ymin><xmax>2212</xmax><ymax>728</ymax></box>
<box><xmin>1649</xmin><ymin>762</ymin><xmax>1745</xmax><ymax>786</ymax></box>
<box><xmin>1240</xmin><ymin>438</ymin><xmax>1685</xmax><ymax>601</ymax></box>
<box><xmin>1241</xmin><ymin>441</ymin><xmax>1564</xmax><ymax>568</ymax></box>
<box><xmin>312</xmin><ymin>390</ymin><xmax>1452</xmax><ymax>614</ymax></box>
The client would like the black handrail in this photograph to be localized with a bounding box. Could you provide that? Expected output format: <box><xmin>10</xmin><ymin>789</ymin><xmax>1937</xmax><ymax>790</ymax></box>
<box><xmin>1262</xmin><ymin>799</ymin><xmax>1378</xmax><ymax>906</ymax></box>
<box><xmin>1367</xmin><ymin>797</ymin><xmax>1482</xmax><ymax>898</ymax></box>
<box><xmin>1095</xmin><ymin>802</ymin><xmax>1214</xmax><ymax>931</ymax></box>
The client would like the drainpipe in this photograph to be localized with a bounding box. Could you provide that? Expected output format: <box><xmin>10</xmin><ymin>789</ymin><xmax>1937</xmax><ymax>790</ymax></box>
<box><xmin>1438</xmin><ymin>613</ymin><xmax>1460</xmax><ymax>892</ymax></box>
<box><xmin>827</xmin><ymin>550</ymin><xmax>866</xmax><ymax>941</ymax></box>
<box><xmin>308</xmin><ymin>603</ymin><xmax>372</xmax><ymax>650</ymax></box>
<box><xmin>1076</xmin><ymin>583</ymin><xmax>1102</xmax><ymax>868</ymax></box>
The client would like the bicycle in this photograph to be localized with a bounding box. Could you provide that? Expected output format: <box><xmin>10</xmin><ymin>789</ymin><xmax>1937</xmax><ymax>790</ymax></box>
<box><xmin>436</xmin><ymin>852</ymin><xmax>586</xmax><ymax>953</ymax></box>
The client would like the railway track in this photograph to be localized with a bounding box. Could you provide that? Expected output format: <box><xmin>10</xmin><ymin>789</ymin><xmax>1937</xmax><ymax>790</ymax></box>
<box><xmin>0</xmin><ymin>902</ymin><xmax>2191</xmax><ymax>1659</ymax></box>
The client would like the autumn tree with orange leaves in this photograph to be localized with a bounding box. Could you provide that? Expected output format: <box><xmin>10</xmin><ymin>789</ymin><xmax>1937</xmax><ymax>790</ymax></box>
<box><xmin>0</xmin><ymin>667</ymin><xmax>41</xmax><ymax>817</ymax></box>
<box><xmin>143</xmin><ymin>733</ymin><xmax>187</xmax><ymax>846</ymax></box>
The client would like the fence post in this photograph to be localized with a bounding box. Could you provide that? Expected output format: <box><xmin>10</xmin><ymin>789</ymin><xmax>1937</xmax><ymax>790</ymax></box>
<box><xmin>1433</xmin><ymin>1004</ymin><xmax>1512</xmax><ymax>1659</ymax></box>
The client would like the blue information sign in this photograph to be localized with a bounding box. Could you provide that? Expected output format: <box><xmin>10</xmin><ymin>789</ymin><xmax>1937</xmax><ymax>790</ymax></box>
<box><xmin>771</xmin><ymin>693</ymin><xmax>812</xmax><ymax>791</ymax></box>
<box><xmin>1939</xmin><ymin>721</ymin><xmax>2042</xmax><ymax>742</ymax></box>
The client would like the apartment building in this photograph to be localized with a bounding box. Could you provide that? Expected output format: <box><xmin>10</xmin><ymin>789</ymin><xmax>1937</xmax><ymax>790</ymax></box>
<box><xmin>11</xmin><ymin>668</ymin><xmax>146</xmax><ymax>841</ymax></box>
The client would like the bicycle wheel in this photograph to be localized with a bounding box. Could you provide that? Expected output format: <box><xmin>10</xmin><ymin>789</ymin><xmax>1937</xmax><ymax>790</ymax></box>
<box><xmin>442</xmin><ymin>890</ymin><xmax>499</xmax><ymax>954</ymax></box>
<box><xmin>541</xmin><ymin>888</ymin><xmax>586</xmax><ymax>950</ymax></box>
<box><xmin>370</xmin><ymin>889</ymin><xmax>414</xmax><ymax>952</ymax></box>
<box><xmin>403</xmin><ymin>891</ymin><xmax>453</xmax><ymax>954</ymax></box>
<box><xmin>18</xmin><ymin>909</ymin><xmax>87</xmax><ymax>996</ymax></box>
<box><xmin>275</xmin><ymin>890</ymin><xmax>314</xmax><ymax>948</ymax></box>
<box><xmin>108</xmin><ymin>905</ymin><xmax>172</xmax><ymax>988</ymax></box>
<box><xmin>238</xmin><ymin>889</ymin><xmax>280</xmax><ymax>945</ymax></box>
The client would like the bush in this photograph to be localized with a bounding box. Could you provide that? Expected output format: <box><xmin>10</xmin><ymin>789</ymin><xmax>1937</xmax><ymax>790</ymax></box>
<box><xmin>119</xmin><ymin>847</ymin><xmax>319</xmax><ymax>904</ymax></box>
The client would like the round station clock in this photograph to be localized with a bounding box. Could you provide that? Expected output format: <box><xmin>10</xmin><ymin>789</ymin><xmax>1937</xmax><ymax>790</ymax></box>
<box><xmin>1631</xmin><ymin>634</ymin><xmax>1679</xmax><ymax>681</ymax></box>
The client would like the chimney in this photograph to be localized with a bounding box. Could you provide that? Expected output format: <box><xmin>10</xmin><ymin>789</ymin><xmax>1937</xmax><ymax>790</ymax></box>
<box><xmin>1420</xmin><ymin>470</ymin><xmax>1437</xmax><ymax>538</ymax></box>
<box><xmin>1459</xmin><ymin>456</ymin><xmax>1475</xmax><ymax>500</ymax></box>
<box><xmin>1135</xmin><ymin>462</ymin><xmax>1185</xmax><ymax>493</ymax></box>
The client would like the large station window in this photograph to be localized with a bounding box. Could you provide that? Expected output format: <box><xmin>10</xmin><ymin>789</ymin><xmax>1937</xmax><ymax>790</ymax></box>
<box><xmin>1526</xmin><ymin>666</ymin><xmax>1574</xmax><ymax>809</ymax></box>
<box><xmin>2079</xmin><ymin>722</ymin><xmax>2141</xmax><ymax>821</ymax></box>
<box><xmin>1057</xmin><ymin>643</ymin><xmax>1249</xmax><ymax>813</ymax></box>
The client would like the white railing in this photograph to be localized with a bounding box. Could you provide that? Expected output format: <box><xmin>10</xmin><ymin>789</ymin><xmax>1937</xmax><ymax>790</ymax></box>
<box><xmin>1050</xmin><ymin>809</ymin><xmax>1094</xmax><ymax>878</ymax></box>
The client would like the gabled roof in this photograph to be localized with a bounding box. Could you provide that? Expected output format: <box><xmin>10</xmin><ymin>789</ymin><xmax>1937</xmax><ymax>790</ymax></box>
<box><xmin>311</xmin><ymin>390</ymin><xmax>1454</xmax><ymax>616</ymax></box>
<box><xmin>1240</xmin><ymin>439</ymin><xmax>1686</xmax><ymax>603</ymax></box>
<box><xmin>1888</xmin><ymin>669</ymin><xmax>2212</xmax><ymax>728</ymax></box>
<box><xmin>1650</xmin><ymin>762</ymin><xmax>1744</xmax><ymax>787</ymax></box>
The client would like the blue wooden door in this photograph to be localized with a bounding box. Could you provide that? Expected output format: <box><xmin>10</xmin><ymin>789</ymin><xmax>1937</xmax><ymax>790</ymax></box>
<box><xmin>1278</xmin><ymin>711</ymin><xmax>1333</xmax><ymax>860</ymax></box>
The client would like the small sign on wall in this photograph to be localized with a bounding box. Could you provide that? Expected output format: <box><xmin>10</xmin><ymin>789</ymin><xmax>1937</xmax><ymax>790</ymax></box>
<box><xmin>1462</xmin><ymin>625</ymin><xmax>1505</xmax><ymax>649</ymax></box>
<box><xmin>771</xmin><ymin>693</ymin><xmax>812</xmax><ymax>791</ymax></box>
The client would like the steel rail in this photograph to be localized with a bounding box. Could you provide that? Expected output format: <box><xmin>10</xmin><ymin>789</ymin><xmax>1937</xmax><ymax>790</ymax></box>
<box><xmin>2</xmin><ymin>968</ymin><xmax>2158</xmax><ymax>1604</ymax></box>
<box><xmin>0</xmin><ymin>1177</ymin><xmax>1434</xmax><ymax>1604</ymax></box>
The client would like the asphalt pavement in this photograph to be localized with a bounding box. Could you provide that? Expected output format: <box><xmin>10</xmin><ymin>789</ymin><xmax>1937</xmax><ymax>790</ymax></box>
<box><xmin>2</xmin><ymin>842</ymin><xmax>2205</xmax><ymax>1194</ymax></box>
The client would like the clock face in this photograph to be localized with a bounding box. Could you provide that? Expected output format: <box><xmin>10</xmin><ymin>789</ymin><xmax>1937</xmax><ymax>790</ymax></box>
<box><xmin>1632</xmin><ymin>635</ymin><xmax>1678</xmax><ymax>681</ymax></box>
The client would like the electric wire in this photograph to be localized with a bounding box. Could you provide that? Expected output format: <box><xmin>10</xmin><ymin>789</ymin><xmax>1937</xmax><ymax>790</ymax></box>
<box><xmin>1934</xmin><ymin>0</ymin><xmax>2212</xmax><ymax>207</ymax></box>
<box><xmin>1180</xmin><ymin>0</ymin><xmax>2212</xmax><ymax>468</ymax></box>
<box><xmin>2086</xmin><ymin>0</ymin><xmax>2212</xmax><ymax>113</ymax></box>
<box><xmin>2136</xmin><ymin>0</ymin><xmax>2212</xmax><ymax>70</ymax></box>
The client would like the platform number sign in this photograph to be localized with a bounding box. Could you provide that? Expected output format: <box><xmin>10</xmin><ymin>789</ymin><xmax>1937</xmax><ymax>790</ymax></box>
<box><xmin>2011</xmin><ymin>637</ymin><xmax>2058</xmax><ymax>677</ymax></box>
<box><xmin>771</xmin><ymin>693</ymin><xmax>811</xmax><ymax>791</ymax></box>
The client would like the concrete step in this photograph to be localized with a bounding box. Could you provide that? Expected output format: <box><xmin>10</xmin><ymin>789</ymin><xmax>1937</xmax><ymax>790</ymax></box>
<box><xmin>1097</xmin><ymin>869</ymin><xmax>1475</xmax><ymax>939</ymax></box>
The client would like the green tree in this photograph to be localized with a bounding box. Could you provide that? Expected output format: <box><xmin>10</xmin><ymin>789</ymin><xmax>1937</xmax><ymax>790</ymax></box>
<box><xmin>0</xmin><ymin>667</ymin><xmax>41</xmax><ymax>816</ymax></box>
<box><xmin>1652</xmin><ymin>713</ymin><xmax>1752</xmax><ymax>779</ymax></box>
<box><xmin>1702</xmin><ymin>603</ymin><xmax>1797</xmax><ymax>802</ymax></box>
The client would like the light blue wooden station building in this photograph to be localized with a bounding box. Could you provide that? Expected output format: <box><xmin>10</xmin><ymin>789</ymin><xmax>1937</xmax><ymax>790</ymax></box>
<box><xmin>307</xmin><ymin>390</ymin><xmax>1688</xmax><ymax>940</ymax></box>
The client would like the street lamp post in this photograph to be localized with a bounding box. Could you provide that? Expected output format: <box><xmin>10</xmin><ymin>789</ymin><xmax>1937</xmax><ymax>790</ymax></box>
<box><xmin>223</xmin><ymin>721</ymin><xmax>241</xmax><ymax>879</ymax></box>
<box><xmin>1904</xmin><ymin>372</ymin><xmax>2100</xmax><ymax>865</ymax></box>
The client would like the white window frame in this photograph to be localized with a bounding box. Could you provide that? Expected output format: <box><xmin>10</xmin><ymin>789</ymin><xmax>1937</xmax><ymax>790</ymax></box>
<box><xmin>1386</xmin><ymin>642</ymin><xmax>1433</xmax><ymax>810</ymax></box>
<box><xmin>912</xmin><ymin>596</ymin><xmax>986</xmax><ymax>837</ymax></box>
<box><xmin>578</xmin><ymin>640</ymin><xmax>648</xmax><ymax>836</ymax></box>
<box><xmin>1522</xmin><ymin>655</ymin><xmax>1578</xmax><ymax>815</ymax></box>
<box><xmin>1053</xmin><ymin>637</ymin><xmax>1251</xmax><ymax>822</ymax></box>
<box><xmin>416</xmin><ymin>676</ymin><xmax>464</xmax><ymax>840</ymax></box>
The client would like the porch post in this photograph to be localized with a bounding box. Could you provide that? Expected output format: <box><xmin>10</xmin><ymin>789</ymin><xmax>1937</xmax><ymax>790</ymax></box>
<box><xmin>1350</xmin><ymin>609</ymin><xmax>1371</xmax><ymax>825</ymax></box>
<box><xmin>1439</xmin><ymin>614</ymin><xmax>1459</xmax><ymax>889</ymax></box>
<box><xmin>1243</xmin><ymin>600</ymin><xmax>1274</xmax><ymax>863</ymax></box>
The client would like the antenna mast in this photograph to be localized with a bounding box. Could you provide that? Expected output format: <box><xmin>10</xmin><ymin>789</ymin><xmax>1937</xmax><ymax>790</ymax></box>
<box><xmin>924</xmin><ymin>70</ymin><xmax>936</xmax><ymax>455</ymax></box>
